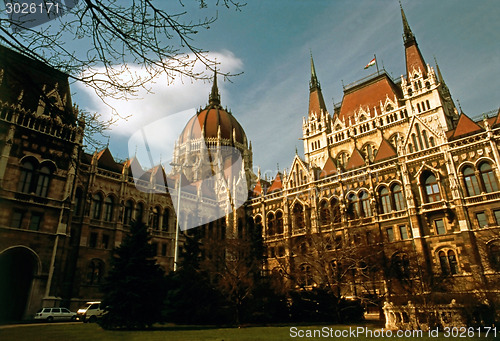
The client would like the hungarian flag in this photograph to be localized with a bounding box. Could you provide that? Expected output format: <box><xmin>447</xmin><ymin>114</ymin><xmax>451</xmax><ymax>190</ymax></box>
<box><xmin>364</xmin><ymin>57</ymin><xmax>376</xmax><ymax>69</ymax></box>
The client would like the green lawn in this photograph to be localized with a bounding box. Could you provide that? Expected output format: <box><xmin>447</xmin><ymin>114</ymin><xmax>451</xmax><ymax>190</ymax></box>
<box><xmin>0</xmin><ymin>322</ymin><xmax>498</xmax><ymax>341</ymax></box>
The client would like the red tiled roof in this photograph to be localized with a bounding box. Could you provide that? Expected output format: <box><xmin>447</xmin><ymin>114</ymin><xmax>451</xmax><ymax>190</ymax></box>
<box><xmin>268</xmin><ymin>173</ymin><xmax>283</xmax><ymax>193</ymax></box>
<box><xmin>309</xmin><ymin>88</ymin><xmax>327</xmax><ymax>117</ymax></box>
<box><xmin>448</xmin><ymin>113</ymin><xmax>483</xmax><ymax>140</ymax></box>
<box><xmin>493</xmin><ymin>108</ymin><xmax>500</xmax><ymax>127</ymax></box>
<box><xmin>338</xmin><ymin>74</ymin><xmax>402</xmax><ymax>126</ymax></box>
<box><xmin>253</xmin><ymin>180</ymin><xmax>263</xmax><ymax>196</ymax></box>
<box><xmin>405</xmin><ymin>44</ymin><xmax>427</xmax><ymax>78</ymax></box>
<box><xmin>319</xmin><ymin>157</ymin><xmax>338</xmax><ymax>178</ymax></box>
<box><xmin>373</xmin><ymin>138</ymin><xmax>397</xmax><ymax>162</ymax></box>
<box><xmin>346</xmin><ymin>149</ymin><xmax>365</xmax><ymax>170</ymax></box>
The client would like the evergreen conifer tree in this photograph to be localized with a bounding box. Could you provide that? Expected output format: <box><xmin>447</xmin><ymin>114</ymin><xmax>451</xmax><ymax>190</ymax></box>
<box><xmin>99</xmin><ymin>221</ymin><xmax>167</xmax><ymax>329</ymax></box>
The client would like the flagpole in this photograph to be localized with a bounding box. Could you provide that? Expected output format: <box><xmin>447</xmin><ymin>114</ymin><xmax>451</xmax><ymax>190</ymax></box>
<box><xmin>374</xmin><ymin>54</ymin><xmax>379</xmax><ymax>73</ymax></box>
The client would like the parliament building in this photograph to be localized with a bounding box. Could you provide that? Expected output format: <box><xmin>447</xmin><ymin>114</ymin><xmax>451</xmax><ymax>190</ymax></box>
<box><xmin>0</xmin><ymin>4</ymin><xmax>499</xmax><ymax>325</ymax></box>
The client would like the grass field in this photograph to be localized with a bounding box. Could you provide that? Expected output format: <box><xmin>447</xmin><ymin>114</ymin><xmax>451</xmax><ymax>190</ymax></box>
<box><xmin>0</xmin><ymin>322</ymin><xmax>498</xmax><ymax>341</ymax></box>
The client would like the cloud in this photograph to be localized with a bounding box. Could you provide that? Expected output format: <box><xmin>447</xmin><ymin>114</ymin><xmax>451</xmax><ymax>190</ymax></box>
<box><xmin>74</xmin><ymin>50</ymin><xmax>243</xmax><ymax>138</ymax></box>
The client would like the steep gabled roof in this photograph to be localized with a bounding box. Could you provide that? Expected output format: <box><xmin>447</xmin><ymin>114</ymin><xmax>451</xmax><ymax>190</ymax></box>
<box><xmin>96</xmin><ymin>148</ymin><xmax>122</xmax><ymax>172</ymax></box>
<box><xmin>337</xmin><ymin>73</ymin><xmax>402</xmax><ymax>126</ymax></box>
<box><xmin>345</xmin><ymin>149</ymin><xmax>366</xmax><ymax>170</ymax></box>
<box><xmin>268</xmin><ymin>172</ymin><xmax>283</xmax><ymax>193</ymax></box>
<box><xmin>448</xmin><ymin>113</ymin><xmax>483</xmax><ymax>140</ymax></box>
<box><xmin>319</xmin><ymin>157</ymin><xmax>338</xmax><ymax>178</ymax></box>
<box><xmin>373</xmin><ymin>138</ymin><xmax>398</xmax><ymax>163</ymax></box>
<box><xmin>252</xmin><ymin>180</ymin><xmax>263</xmax><ymax>196</ymax></box>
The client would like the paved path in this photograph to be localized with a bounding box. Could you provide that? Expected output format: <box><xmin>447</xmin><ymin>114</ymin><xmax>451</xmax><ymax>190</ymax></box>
<box><xmin>0</xmin><ymin>322</ymin><xmax>82</xmax><ymax>329</ymax></box>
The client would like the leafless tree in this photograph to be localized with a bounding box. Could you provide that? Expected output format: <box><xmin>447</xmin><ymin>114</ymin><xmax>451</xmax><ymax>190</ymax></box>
<box><xmin>1</xmin><ymin>0</ymin><xmax>245</xmax><ymax>105</ymax></box>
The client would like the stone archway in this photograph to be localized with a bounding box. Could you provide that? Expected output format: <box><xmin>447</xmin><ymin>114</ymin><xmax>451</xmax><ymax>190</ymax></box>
<box><xmin>0</xmin><ymin>247</ymin><xmax>39</xmax><ymax>322</ymax></box>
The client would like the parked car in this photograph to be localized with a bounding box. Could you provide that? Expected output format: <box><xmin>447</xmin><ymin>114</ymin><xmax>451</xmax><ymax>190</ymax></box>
<box><xmin>34</xmin><ymin>307</ymin><xmax>77</xmax><ymax>322</ymax></box>
<box><xmin>76</xmin><ymin>301</ymin><xmax>104</xmax><ymax>323</ymax></box>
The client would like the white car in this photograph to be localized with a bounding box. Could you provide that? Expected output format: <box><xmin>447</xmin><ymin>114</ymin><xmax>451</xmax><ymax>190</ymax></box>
<box><xmin>34</xmin><ymin>307</ymin><xmax>77</xmax><ymax>322</ymax></box>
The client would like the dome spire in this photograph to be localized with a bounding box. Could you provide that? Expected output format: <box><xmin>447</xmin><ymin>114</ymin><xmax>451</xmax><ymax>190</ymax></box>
<box><xmin>209</xmin><ymin>69</ymin><xmax>221</xmax><ymax>106</ymax></box>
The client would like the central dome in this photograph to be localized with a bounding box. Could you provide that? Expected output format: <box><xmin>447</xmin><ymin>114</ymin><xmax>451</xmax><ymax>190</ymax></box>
<box><xmin>179</xmin><ymin>72</ymin><xmax>247</xmax><ymax>146</ymax></box>
<box><xmin>180</xmin><ymin>105</ymin><xmax>246</xmax><ymax>145</ymax></box>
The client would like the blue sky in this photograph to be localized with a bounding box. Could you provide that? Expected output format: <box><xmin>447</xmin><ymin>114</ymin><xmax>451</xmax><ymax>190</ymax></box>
<box><xmin>71</xmin><ymin>0</ymin><xmax>500</xmax><ymax>179</ymax></box>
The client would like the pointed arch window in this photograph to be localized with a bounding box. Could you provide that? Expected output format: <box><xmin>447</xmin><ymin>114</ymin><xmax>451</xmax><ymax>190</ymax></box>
<box><xmin>448</xmin><ymin>250</ymin><xmax>459</xmax><ymax>274</ymax></box>
<box><xmin>379</xmin><ymin>187</ymin><xmax>392</xmax><ymax>214</ymax></box>
<box><xmin>319</xmin><ymin>200</ymin><xmax>330</xmax><ymax>226</ymax></box>
<box><xmin>463</xmin><ymin>166</ymin><xmax>481</xmax><ymax>196</ymax></box>
<box><xmin>331</xmin><ymin>198</ymin><xmax>341</xmax><ymax>223</ymax></box>
<box><xmin>392</xmin><ymin>184</ymin><xmax>405</xmax><ymax>211</ymax></box>
<box><xmin>87</xmin><ymin>259</ymin><xmax>104</xmax><ymax>285</ymax></box>
<box><xmin>359</xmin><ymin>190</ymin><xmax>371</xmax><ymax>217</ymax></box>
<box><xmin>152</xmin><ymin>206</ymin><xmax>161</xmax><ymax>230</ymax></box>
<box><xmin>276</xmin><ymin>211</ymin><xmax>284</xmax><ymax>234</ymax></box>
<box><xmin>91</xmin><ymin>193</ymin><xmax>103</xmax><ymax>219</ymax></box>
<box><xmin>135</xmin><ymin>202</ymin><xmax>144</xmax><ymax>223</ymax></box>
<box><xmin>347</xmin><ymin>193</ymin><xmax>360</xmax><ymax>219</ymax></box>
<box><xmin>299</xmin><ymin>263</ymin><xmax>313</xmax><ymax>287</ymax></box>
<box><xmin>423</xmin><ymin>173</ymin><xmax>441</xmax><ymax>203</ymax></box>
<box><xmin>162</xmin><ymin>209</ymin><xmax>170</xmax><ymax>231</ymax></box>
<box><xmin>254</xmin><ymin>215</ymin><xmax>263</xmax><ymax>236</ymax></box>
<box><xmin>267</xmin><ymin>212</ymin><xmax>275</xmax><ymax>236</ymax></box>
<box><xmin>18</xmin><ymin>161</ymin><xmax>35</xmax><ymax>193</ymax></box>
<box><xmin>488</xmin><ymin>241</ymin><xmax>500</xmax><ymax>271</ymax></box>
<box><xmin>293</xmin><ymin>203</ymin><xmax>305</xmax><ymax>230</ymax></box>
<box><xmin>35</xmin><ymin>166</ymin><xmax>51</xmax><ymax>197</ymax></box>
<box><xmin>103</xmin><ymin>196</ymin><xmax>114</xmax><ymax>222</ymax></box>
<box><xmin>74</xmin><ymin>187</ymin><xmax>84</xmax><ymax>216</ymax></box>
<box><xmin>124</xmin><ymin>200</ymin><xmax>133</xmax><ymax>225</ymax></box>
<box><xmin>479</xmin><ymin>162</ymin><xmax>499</xmax><ymax>193</ymax></box>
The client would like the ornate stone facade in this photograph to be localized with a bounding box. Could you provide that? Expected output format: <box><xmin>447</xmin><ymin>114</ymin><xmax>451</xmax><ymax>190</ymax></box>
<box><xmin>248</xmin><ymin>5</ymin><xmax>500</xmax><ymax>321</ymax></box>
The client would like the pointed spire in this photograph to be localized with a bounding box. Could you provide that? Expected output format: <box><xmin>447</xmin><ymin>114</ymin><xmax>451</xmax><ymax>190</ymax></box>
<box><xmin>209</xmin><ymin>69</ymin><xmax>221</xmax><ymax>106</ymax></box>
<box><xmin>309</xmin><ymin>52</ymin><xmax>321</xmax><ymax>92</ymax></box>
<box><xmin>400</xmin><ymin>1</ymin><xmax>415</xmax><ymax>45</ymax></box>
<box><xmin>434</xmin><ymin>57</ymin><xmax>443</xmax><ymax>82</ymax></box>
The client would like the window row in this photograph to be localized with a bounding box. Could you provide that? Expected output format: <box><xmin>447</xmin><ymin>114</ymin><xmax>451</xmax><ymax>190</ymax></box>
<box><xmin>10</xmin><ymin>209</ymin><xmax>43</xmax><ymax>231</ymax></box>
<box><xmin>408</xmin><ymin>123</ymin><xmax>435</xmax><ymax>153</ymax></box>
<box><xmin>18</xmin><ymin>160</ymin><xmax>54</xmax><ymax>197</ymax></box>
<box><xmin>88</xmin><ymin>232</ymin><xmax>111</xmax><ymax>249</ymax></box>
<box><xmin>74</xmin><ymin>188</ymin><xmax>172</xmax><ymax>229</ymax></box>
<box><xmin>462</xmin><ymin>162</ymin><xmax>499</xmax><ymax>196</ymax></box>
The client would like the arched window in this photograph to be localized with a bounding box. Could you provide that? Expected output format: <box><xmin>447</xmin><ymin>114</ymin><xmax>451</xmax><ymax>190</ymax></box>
<box><xmin>319</xmin><ymin>200</ymin><xmax>330</xmax><ymax>226</ymax></box>
<box><xmin>87</xmin><ymin>259</ymin><xmax>104</xmax><ymax>285</ymax></box>
<box><xmin>293</xmin><ymin>203</ymin><xmax>305</xmax><ymax>230</ymax></box>
<box><xmin>488</xmin><ymin>241</ymin><xmax>500</xmax><ymax>271</ymax></box>
<box><xmin>74</xmin><ymin>187</ymin><xmax>84</xmax><ymax>216</ymax></box>
<box><xmin>439</xmin><ymin>251</ymin><xmax>449</xmax><ymax>275</ymax></box>
<box><xmin>392</xmin><ymin>184</ymin><xmax>405</xmax><ymax>211</ymax></box>
<box><xmin>103</xmin><ymin>196</ymin><xmax>114</xmax><ymax>222</ymax></box>
<box><xmin>448</xmin><ymin>250</ymin><xmax>459</xmax><ymax>275</ymax></box>
<box><xmin>299</xmin><ymin>264</ymin><xmax>313</xmax><ymax>287</ymax></box>
<box><xmin>331</xmin><ymin>198</ymin><xmax>341</xmax><ymax>223</ymax></box>
<box><xmin>35</xmin><ymin>166</ymin><xmax>51</xmax><ymax>197</ymax></box>
<box><xmin>379</xmin><ymin>187</ymin><xmax>392</xmax><ymax>214</ymax></box>
<box><xmin>391</xmin><ymin>253</ymin><xmax>410</xmax><ymax>279</ymax></box>
<box><xmin>276</xmin><ymin>211</ymin><xmax>284</xmax><ymax>234</ymax></box>
<box><xmin>162</xmin><ymin>209</ymin><xmax>170</xmax><ymax>231</ymax></box>
<box><xmin>135</xmin><ymin>202</ymin><xmax>144</xmax><ymax>223</ymax></box>
<box><xmin>347</xmin><ymin>193</ymin><xmax>360</xmax><ymax>219</ymax></box>
<box><xmin>91</xmin><ymin>193</ymin><xmax>103</xmax><ymax>219</ymax></box>
<box><xmin>362</xmin><ymin>143</ymin><xmax>376</xmax><ymax>163</ymax></box>
<box><xmin>463</xmin><ymin>166</ymin><xmax>480</xmax><ymax>196</ymax></box>
<box><xmin>152</xmin><ymin>206</ymin><xmax>161</xmax><ymax>229</ymax></box>
<box><xmin>18</xmin><ymin>161</ymin><xmax>35</xmax><ymax>193</ymax></box>
<box><xmin>337</xmin><ymin>152</ymin><xmax>349</xmax><ymax>169</ymax></box>
<box><xmin>479</xmin><ymin>162</ymin><xmax>499</xmax><ymax>193</ymax></box>
<box><xmin>254</xmin><ymin>215</ymin><xmax>263</xmax><ymax>236</ymax></box>
<box><xmin>423</xmin><ymin>173</ymin><xmax>441</xmax><ymax>203</ymax></box>
<box><xmin>124</xmin><ymin>200</ymin><xmax>133</xmax><ymax>225</ymax></box>
<box><xmin>411</xmin><ymin>134</ymin><xmax>419</xmax><ymax>152</ymax></box>
<box><xmin>360</xmin><ymin>191</ymin><xmax>371</xmax><ymax>217</ymax></box>
<box><xmin>267</xmin><ymin>212</ymin><xmax>275</xmax><ymax>235</ymax></box>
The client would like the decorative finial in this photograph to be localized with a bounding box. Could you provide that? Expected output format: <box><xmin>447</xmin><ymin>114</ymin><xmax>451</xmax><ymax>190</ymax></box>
<box><xmin>209</xmin><ymin>67</ymin><xmax>220</xmax><ymax>106</ymax></box>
